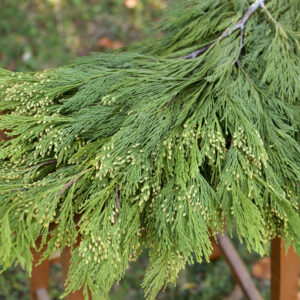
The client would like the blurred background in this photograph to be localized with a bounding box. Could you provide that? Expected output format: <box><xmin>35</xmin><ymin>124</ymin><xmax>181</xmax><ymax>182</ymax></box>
<box><xmin>0</xmin><ymin>0</ymin><xmax>272</xmax><ymax>299</ymax></box>
<box><xmin>0</xmin><ymin>0</ymin><xmax>164</xmax><ymax>71</ymax></box>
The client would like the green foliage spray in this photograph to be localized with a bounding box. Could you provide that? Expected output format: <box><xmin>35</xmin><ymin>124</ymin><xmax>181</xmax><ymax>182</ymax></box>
<box><xmin>0</xmin><ymin>0</ymin><xmax>299</xmax><ymax>299</ymax></box>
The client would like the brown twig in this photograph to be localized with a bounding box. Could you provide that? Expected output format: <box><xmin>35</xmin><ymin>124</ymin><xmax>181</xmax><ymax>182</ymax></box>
<box><xmin>114</xmin><ymin>185</ymin><xmax>120</xmax><ymax>224</ymax></box>
<box><xmin>164</xmin><ymin>94</ymin><xmax>177</xmax><ymax>108</ymax></box>
<box><xmin>57</xmin><ymin>169</ymin><xmax>89</xmax><ymax>197</ymax></box>
<box><xmin>232</xmin><ymin>0</ymin><xmax>265</xmax><ymax>32</ymax></box>
<box><xmin>180</xmin><ymin>0</ymin><xmax>265</xmax><ymax>60</ymax></box>
<box><xmin>30</xmin><ymin>160</ymin><xmax>57</xmax><ymax>169</ymax></box>
<box><xmin>233</xmin><ymin>28</ymin><xmax>244</xmax><ymax>65</ymax></box>
<box><xmin>229</xmin><ymin>139</ymin><xmax>234</xmax><ymax>150</ymax></box>
<box><xmin>260</xmin><ymin>3</ymin><xmax>285</xmax><ymax>36</ymax></box>
<box><xmin>179</xmin><ymin>42</ymin><xmax>215</xmax><ymax>59</ymax></box>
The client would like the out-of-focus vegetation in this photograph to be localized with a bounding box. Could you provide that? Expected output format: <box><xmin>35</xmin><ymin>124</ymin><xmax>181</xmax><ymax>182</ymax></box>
<box><xmin>0</xmin><ymin>1</ymin><xmax>271</xmax><ymax>299</ymax></box>
<box><xmin>0</xmin><ymin>239</ymin><xmax>270</xmax><ymax>300</ymax></box>
<box><xmin>0</xmin><ymin>0</ymin><xmax>164</xmax><ymax>71</ymax></box>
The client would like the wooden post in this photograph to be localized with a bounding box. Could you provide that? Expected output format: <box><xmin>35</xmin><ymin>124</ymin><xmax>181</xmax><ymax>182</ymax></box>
<box><xmin>30</xmin><ymin>237</ymin><xmax>51</xmax><ymax>300</ymax></box>
<box><xmin>209</xmin><ymin>237</ymin><xmax>222</xmax><ymax>261</ymax></box>
<box><xmin>217</xmin><ymin>233</ymin><xmax>262</xmax><ymax>300</ymax></box>
<box><xmin>271</xmin><ymin>237</ymin><xmax>299</xmax><ymax>300</ymax></box>
<box><xmin>0</xmin><ymin>113</ymin><xmax>51</xmax><ymax>300</ymax></box>
<box><xmin>61</xmin><ymin>234</ymin><xmax>89</xmax><ymax>300</ymax></box>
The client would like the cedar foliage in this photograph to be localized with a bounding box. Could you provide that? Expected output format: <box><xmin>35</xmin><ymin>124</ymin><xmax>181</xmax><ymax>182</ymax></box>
<box><xmin>0</xmin><ymin>0</ymin><xmax>299</xmax><ymax>299</ymax></box>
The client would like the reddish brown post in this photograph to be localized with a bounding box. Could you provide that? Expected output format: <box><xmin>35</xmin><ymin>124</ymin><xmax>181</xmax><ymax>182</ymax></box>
<box><xmin>271</xmin><ymin>237</ymin><xmax>299</xmax><ymax>300</ymax></box>
<box><xmin>0</xmin><ymin>113</ymin><xmax>52</xmax><ymax>300</ymax></box>
<box><xmin>61</xmin><ymin>234</ymin><xmax>89</xmax><ymax>300</ymax></box>
<box><xmin>209</xmin><ymin>237</ymin><xmax>222</xmax><ymax>261</ymax></box>
<box><xmin>30</xmin><ymin>237</ymin><xmax>51</xmax><ymax>300</ymax></box>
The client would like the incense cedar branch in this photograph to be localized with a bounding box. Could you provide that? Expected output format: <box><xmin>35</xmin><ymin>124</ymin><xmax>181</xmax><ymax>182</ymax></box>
<box><xmin>0</xmin><ymin>1</ymin><xmax>299</xmax><ymax>299</ymax></box>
